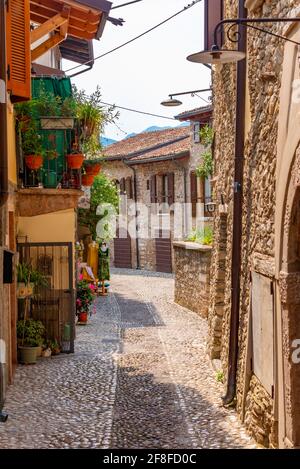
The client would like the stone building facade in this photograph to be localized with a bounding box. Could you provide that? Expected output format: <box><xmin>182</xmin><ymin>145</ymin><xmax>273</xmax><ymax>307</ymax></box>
<box><xmin>206</xmin><ymin>0</ymin><xmax>300</xmax><ymax>449</ymax></box>
<box><xmin>102</xmin><ymin>107</ymin><xmax>212</xmax><ymax>273</ymax></box>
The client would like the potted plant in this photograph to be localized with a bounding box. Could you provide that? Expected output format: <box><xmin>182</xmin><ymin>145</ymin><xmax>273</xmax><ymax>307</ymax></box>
<box><xmin>17</xmin><ymin>319</ymin><xmax>46</xmax><ymax>364</ymax></box>
<box><xmin>81</xmin><ymin>174</ymin><xmax>95</xmax><ymax>187</ymax></box>
<box><xmin>22</xmin><ymin>123</ymin><xmax>44</xmax><ymax>171</ymax></box>
<box><xmin>48</xmin><ymin>339</ymin><xmax>61</xmax><ymax>356</ymax></box>
<box><xmin>76</xmin><ymin>280</ymin><xmax>95</xmax><ymax>324</ymax></box>
<box><xmin>83</xmin><ymin>156</ymin><xmax>102</xmax><ymax>177</ymax></box>
<box><xmin>66</xmin><ymin>147</ymin><xmax>85</xmax><ymax>170</ymax></box>
<box><xmin>17</xmin><ymin>262</ymin><xmax>31</xmax><ymax>298</ymax></box>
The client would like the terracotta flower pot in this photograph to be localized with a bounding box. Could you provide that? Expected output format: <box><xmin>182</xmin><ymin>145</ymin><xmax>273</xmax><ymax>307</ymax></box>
<box><xmin>78</xmin><ymin>312</ymin><xmax>88</xmax><ymax>323</ymax></box>
<box><xmin>25</xmin><ymin>155</ymin><xmax>43</xmax><ymax>170</ymax></box>
<box><xmin>66</xmin><ymin>153</ymin><xmax>84</xmax><ymax>169</ymax></box>
<box><xmin>85</xmin><ymin>163</ymin><xmax>101</xmax><ymax>176</ymax></box>
<box><xmin>81</xmin><ymin>174</ymin><xmax>95</xmax><ymax>187</ymax></box>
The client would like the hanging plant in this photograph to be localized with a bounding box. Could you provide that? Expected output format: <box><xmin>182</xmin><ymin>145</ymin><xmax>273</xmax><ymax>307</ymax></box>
<box><xmin>196</xmin><ymin>124</ymin><xmax>214</xmax><ymax>179</ymax></box>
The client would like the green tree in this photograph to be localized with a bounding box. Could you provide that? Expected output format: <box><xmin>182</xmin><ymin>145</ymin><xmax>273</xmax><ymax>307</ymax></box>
<box><xmin>78</xmin><ymin>173</ymin><xmax>119</xmax><ymax>240</ymax></box>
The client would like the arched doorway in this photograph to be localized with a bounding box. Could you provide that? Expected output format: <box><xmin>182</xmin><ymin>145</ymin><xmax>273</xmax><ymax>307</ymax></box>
<box><xmin>278</xmin><ymin>148</ymin><xmax>300</xmax><ymax>447</ymax></box>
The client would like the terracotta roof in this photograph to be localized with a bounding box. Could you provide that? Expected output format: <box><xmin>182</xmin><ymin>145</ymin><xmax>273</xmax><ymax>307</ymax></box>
<box><xmin>175</xmin><ymin>105</ymin><xmax>213</xmax><ymax>122</ymax></box>
<box><xmin>103</xmin><ymin>126</ymin><xmax>190</xmax><ymax>162</ymax></box>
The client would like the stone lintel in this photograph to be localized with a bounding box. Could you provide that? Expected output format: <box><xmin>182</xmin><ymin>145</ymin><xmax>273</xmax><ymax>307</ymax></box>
<box><xmin>252</xmin><ymin>252</ymin><xmax>275</xmax><ymax>279</ymax></box>
<box><xmin>17</xmin><ymin>189</ymin><xmax>83</xmax><ymax>217</ymax></box>
<box><xmin>173</xmin><ymin>241</ymin><xmax>212</xmax><ymax>252</ymax></box>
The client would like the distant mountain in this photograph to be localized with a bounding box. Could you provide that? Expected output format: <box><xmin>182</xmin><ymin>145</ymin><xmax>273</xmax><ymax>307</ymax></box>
<box><xmin>102</xmin><ymin>122</ymin><xmax>190</xmax><ymax>146</ymax></box>
<box><xmin>125</xmin><ymin>123</ymin><xmax>189</xmax><ymax>139</ymax></box>
<box><xmin>101</xmin><ymin>136</ymin><xmax>117</xmax><ymax>147</ymax></box>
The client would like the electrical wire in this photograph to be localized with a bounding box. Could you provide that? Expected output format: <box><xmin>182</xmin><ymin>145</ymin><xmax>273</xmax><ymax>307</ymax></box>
<box><xmin>100</xmin><ymin>100</ymin><xmax>177</xmax><ymax>120</ymax></box>
<box><xmin>66</xmin><ymin>0</ymin><xmax>202</xmax><ymax>74</ymax></box>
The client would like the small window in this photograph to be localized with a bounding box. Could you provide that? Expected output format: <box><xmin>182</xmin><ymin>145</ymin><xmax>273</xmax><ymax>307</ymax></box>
<box><xmin>193</xmin><ymin>122</ymin><xmax>201</xmax><ymax>144</ymax></box>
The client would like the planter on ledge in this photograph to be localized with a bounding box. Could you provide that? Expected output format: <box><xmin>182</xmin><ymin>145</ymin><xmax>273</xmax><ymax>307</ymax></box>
<box><xmin>66</xmin><ymin>153</ymin><xmax>84</xmax><ymax>170</ymax></box>
<box><xmin>81</xmin><ymin>174</ymin><xmax>95</xmax><ymax>187</ymax></box>
<box><xmin>84</xmin><ymin>162</ymin><xmax>101</xmax><ymax>176</ymax></box>
<box><xmin>78</xmin><ymin>312</ymin><xmax>88</xmax><ymax>324</ymax></box>
<box><xmin>25</xmin><ymin>155</ymin><xmax>43</xmax><ymax>170</ymax></box>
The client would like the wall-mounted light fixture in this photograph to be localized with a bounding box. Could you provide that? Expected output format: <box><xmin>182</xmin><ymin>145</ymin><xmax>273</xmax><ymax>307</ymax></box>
<box><xmin>161</xmin><ymin>88</ymin><xmax>212</xmax><ymax>107</ymax></box>
<box><xmin>187</xmin><ymin>17</ymin><xmax>300</xmax><ymax>65</ymax></box>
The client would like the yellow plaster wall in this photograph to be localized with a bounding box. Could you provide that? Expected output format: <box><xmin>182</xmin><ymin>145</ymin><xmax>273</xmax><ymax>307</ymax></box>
<box><xmin>7</xmin><ymin>101</ymin><xmax>17</xmax><ymax>185</ymax></box>
<box><xmin>17</xmin><ymin>209</ymin><xmax>76</xmax><ymax>243</ymax></box>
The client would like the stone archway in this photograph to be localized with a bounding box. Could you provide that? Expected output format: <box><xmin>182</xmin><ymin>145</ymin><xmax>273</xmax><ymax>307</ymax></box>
<box><xmin>278</xmin><ymin>146</ymin><xmax>300</xmax><ymax>447</ymax></box>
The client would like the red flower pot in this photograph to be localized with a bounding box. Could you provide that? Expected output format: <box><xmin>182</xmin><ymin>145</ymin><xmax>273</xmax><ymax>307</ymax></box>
<box><xmin>66</xmin><ymin>153</ymin><xmax>84</xmax><ymax>170</ymax></box>
<box><xmin>78</xmin><ymin>312</ymin><xmax>88</xmax><ymax>323</ymax></box>
<box><xmin>85</xmin><ymin>163</ymin><xmax>101</xmax><ymax>176</ymax></box>
<box><xmin>25</xmin><ymin>155</ymin><xmax>43</xmax><ymax>170</ymax></box>
<box><xmin>81</xmin><ymin>174</ymin><xmax>95</xmax><ymax>187</ymax></box>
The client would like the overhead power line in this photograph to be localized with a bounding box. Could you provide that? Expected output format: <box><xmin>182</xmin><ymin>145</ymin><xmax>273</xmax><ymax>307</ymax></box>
<box><xmin>100</xmin><ymin>100</ymin><xmax>177</xmax><ymax>120</ymax></box>
<box><xmin>67</xmin><ymin>0</ymin><xmax>202</xmax><ymax>75</ymax></box>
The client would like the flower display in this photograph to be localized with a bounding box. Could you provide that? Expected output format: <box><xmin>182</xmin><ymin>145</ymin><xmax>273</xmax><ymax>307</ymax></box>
<box><xmin>76</xmin><ymin>280</ymin><xmax>96</xmax><ymax>317</ymax></box>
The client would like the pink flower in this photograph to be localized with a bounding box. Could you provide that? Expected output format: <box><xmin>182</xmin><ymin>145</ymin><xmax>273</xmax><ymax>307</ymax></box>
<box><xmin>76</xmin><ymin>299</ymin><xmax>82</xmax><ymax>306</ymax></box>
<box><xmin>79</xmin><ymin>274</ymin><xmax>83</xmax><ymax>280</ymax></box>
<box><xmin>88</xmin><ymin>284</ymin><xmax>96</xmax><ymax>291</ymax></box>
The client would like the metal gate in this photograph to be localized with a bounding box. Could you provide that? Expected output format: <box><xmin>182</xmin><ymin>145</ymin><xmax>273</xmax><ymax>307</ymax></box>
<box><xmin>114</xmin><ymin>231</ymin><xmax>132</xmax><ymax>269</ymax></box>
<box><xmin>155</xmin><ymin>233</ymin><xmax>173</xmax><ymax>273</ymax></box>
<box><xmin>17</xmin><ymin>243</ymin><xmax>75</xmax><ymax>353</ymax></box>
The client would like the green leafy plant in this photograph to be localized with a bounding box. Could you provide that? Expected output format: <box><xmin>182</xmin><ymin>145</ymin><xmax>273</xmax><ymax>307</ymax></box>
<box><xmin>78</xmin><ymin>173</ymin><xmax>119</xmax><ymax>240</ymax></box>
<box><xmin>17</xmin><ymin>262</ymin><xmax>48</xmax><ymax>288</ymax></box>
<box><xmin>17</xmin><ymin>319</ymin><xmax>45</xmax><ymax>347</ymax></box>
<box><xmin>196</xmin><ymin>124</ymin><xmax>214</xmax><ymax>179</ymax></box>
<box><xmin>21</xmin><ymin>122</ymin><xmax>44</xmax><ymax>157</ymax></box>
<box><xmin>17</xmin><ymin>262</ymin><xmax>31</xmax><ymax>285</ymax></box>
<box><xmin>185</xmin><ymin>227</ymin><xmax>213</xmax><ymax>246</ymax></box>
<box><xmin>72</xmin><ymin>85</ymin><xmax>118</xmax><ymax>159</ymax></box>
<box><xmin>216</xmin><ymin>370</ymin><xmax>224</xmax><ymax>383</ymax></box>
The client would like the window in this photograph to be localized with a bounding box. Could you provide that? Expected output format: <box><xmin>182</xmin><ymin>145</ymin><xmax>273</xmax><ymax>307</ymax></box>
<box><xmin>150</xmin><ymin>173</ymin><xmax>174</xmax><ymax>205</ymax></box>
<box><xmin>204</xmin><ymin>0</ymin><xmax>223</xmax><ymax>51</ymax></box>
<box><xmin>193</xmin><ymin>122</ymin><xmax>201</xmax><ymax>144</ymax></box>
<box><xmin>190</xmin><ymin>172</ymin><xmax>212</xmax><ymax>218</ymax></box>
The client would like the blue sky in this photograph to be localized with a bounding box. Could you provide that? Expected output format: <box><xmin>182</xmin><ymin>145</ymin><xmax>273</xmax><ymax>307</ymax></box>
<box><xmin>66</xmin><ymin>0</ymin><xmax>211</xmax><ymax>140</ymax></box>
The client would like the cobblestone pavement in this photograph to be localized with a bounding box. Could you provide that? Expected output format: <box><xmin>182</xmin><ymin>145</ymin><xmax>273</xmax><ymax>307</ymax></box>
<box><xmin>0</xmin><ymin>269</ymin><xmax>256</xmax><ymax>449</ymax></box>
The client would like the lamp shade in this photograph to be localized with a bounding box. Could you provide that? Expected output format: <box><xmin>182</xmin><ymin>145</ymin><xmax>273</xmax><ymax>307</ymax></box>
<box><xmin>187</xmin><ymin>46</ymin><xmax>246</xmax><ymax>65</ymax></box>
<box><xmin>160</xmin><ymin>97</ymin><xmax>183</xmax><ymax>107</ymax></box>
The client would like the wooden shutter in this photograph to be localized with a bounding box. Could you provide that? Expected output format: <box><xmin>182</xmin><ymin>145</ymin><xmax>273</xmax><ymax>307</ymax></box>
<box><xmin>150</xmin><ymin>175</ymin><xmax>157</xmax><ymax>203</ymax></box>
<box><xmin>120</xmin><ymin>177</ymin><xmax>125</xmax><ymax>194</ymax></box>
<box><xmin>190</xmin><ymin>171</ymin><xmax>197</xmax><ymax>218</ymax></box>
<box><xmin>125</xmin><ymin>176</ymin><xmax>133</xmax><ymax>199</ymax></box>
<box><xmin>6</xmin><ymin>0</ymin><xmax>31</xmax><ymax>102</ymax></box>
<box><xmin>204</xmin><ymin>0</ymin><xmax>223</xmax><ymax>50</ymax></box>
<box><xmin>167</xmin><ymin>172</ymin><xmax>174</xmax><ymax>206</ymax></box>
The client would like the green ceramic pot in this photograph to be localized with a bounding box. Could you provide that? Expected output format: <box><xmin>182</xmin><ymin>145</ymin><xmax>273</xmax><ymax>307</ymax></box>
<box><xmin>18</xmin><ymin>346</ymin><xmax>39</xmax><ymax>364</ymax></box>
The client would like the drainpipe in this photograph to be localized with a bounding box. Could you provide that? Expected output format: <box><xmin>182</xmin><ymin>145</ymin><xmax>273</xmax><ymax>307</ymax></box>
<box><xmin>172</xmin><ymin>157</ymin><xmax>188</xmax><ymax>238</ymax></box>
<box><xmin>123</xmin><ymin>161</ymin><xmax>140</xmax><ymax>269</ymax></box>
<box><xmin>222</xmin><ymin>0</ymin><xmax>247</xmax><ymax>406</ymax></box>
<box><xmin>0</xmin><ymin>0</ymin><xmax>8</xmax><ymax>209</ymax></box>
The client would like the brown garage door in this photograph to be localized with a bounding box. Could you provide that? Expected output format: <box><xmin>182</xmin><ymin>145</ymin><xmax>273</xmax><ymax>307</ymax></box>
<box><xmin>155</xmin><ymin>234</ymin><xmax>172</xmax><ymax>273</ymax></box>
<box><xmin>114</xmin><ymin>231</ymin><xmax>132</xmax><ymax>269</ymax></box>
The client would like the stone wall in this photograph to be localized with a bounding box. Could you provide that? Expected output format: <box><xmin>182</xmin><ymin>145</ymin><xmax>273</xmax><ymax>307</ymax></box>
<box><xmin>208</xmin><ymin>0</ymin><xmax>300</xmax><ymax>448</ymax></box>
<box><xmin>173</xmin><ymin>241</ymin><xmax>212</xmax><ymax>318</ymax></box>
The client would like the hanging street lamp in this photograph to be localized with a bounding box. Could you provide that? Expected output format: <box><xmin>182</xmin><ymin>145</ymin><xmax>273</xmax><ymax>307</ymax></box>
<box><xmin>161</xmin><ymin>88</ymin><xmax>212</xmax><ymax>107</ymax></box>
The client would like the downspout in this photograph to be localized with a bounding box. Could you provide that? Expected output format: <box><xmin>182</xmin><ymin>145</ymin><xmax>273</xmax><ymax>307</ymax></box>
<box><xmin>172</xmin><ymin>157</ymin><xmax>188</xmax><ymax>238</ymax></box>
<box><xmin>222</xmin><ymin>0</ymin><xmax>247</xmax><ymax>406</ymax></box>
<box><xmin>0</xmin><ymin>0</ymin><xmax>8</xmax><ymax>208</ymax></box>
<box><xmin>123</xmin><ymin>160</ymin><xmax>140</xmax><ymax>269</ymax></box>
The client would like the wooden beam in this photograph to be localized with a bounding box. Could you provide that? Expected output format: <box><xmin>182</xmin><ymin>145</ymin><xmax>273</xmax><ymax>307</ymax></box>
<box><xmin>31</xmin><ymin>32</ymin><xmax>65</xmax><ymax>61</ymax></box>
<box><xmin>30</xmin><ymin>0</ymin><xmax>100</xmax><ymax>24</ymax></box>
<box><xmin>30</xmin><ymin>10</ymin><xmax>98</xmax><ymax>33</ymax></box>
<box><xmin>31</xmin><ymin>12</ymin><xmax>68</xmax><ymax>44</ymax></box>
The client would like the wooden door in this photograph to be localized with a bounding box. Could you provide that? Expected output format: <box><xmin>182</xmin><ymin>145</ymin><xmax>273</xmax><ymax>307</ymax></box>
<box><xmin>114</xmin><ymin>231</ymin><xmax>132</xmax><ymax>269</ymax></box>
<box><xmin>155</xmin><ymin>232</ymin><xmax>172</xmax><ymax>273</ymax></box>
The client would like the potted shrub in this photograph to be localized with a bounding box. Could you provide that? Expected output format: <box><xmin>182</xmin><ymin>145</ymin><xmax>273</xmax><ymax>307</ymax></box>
<box><xmin>17</xmin><ymin>319</ymin><xmax>46</xmax><ymax>364</ymax></box>
<box><xmin>76</xmin><ymin>280</ymin><xmax>95</xmax><ymax>324</ymax></box>
<box><xmin>22</xmin><ymin>123</ymin><xmax>44</xmax><ymax>171</ymax></box>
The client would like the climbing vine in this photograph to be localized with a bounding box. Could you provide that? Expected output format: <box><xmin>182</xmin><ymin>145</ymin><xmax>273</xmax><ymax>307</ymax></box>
<box><xmin>196</xmin><ymin>124</ymin><xmax>214</xmax><ymax>179</ymax></box>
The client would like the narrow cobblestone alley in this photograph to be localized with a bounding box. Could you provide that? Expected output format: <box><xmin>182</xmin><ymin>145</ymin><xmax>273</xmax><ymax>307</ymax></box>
<box><xmin>0</xmin><ymin>270</ymin><xmax>256</xmax><ymax>449</ymax></box>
